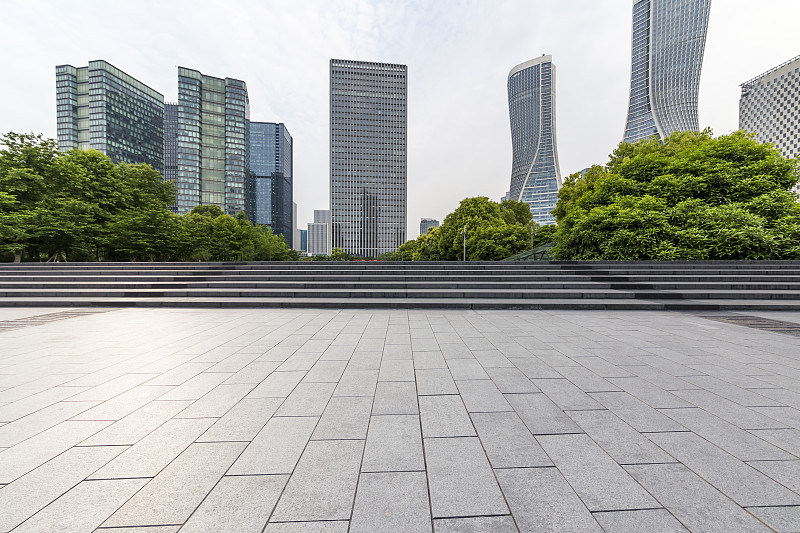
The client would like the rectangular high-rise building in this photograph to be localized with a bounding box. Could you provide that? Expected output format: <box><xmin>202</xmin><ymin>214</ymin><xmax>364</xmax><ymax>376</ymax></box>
<box><xmin>330</xmin><ymin>59</ymin><xmax>407</xmax><ymax>257</ymax></box>
<box><xmin>176</xmin><ymin>67</ymin><xmax>249</xmax><ymax>216</ymax></box>
<box><xmin>56</xmin><ymin>60</ymin><xmax>164</xmax><ymax>173</ymax></box>
<box><xmin>420</xmin><ymin>218</ymin><xmax>439</xmax><ymax>235</ymax></box>
<box><xmin>248</xmin><ymin>122</ymin><xmax>293</xmax><ymax>244</ymax></box>
<box><xmin>164</xmin><ymin>103</ymin><xmax>179</xmax><ymax>211</ymax></box>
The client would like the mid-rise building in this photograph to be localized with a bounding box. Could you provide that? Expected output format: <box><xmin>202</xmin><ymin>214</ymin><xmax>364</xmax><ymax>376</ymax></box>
<box><xmin>248</xmin><ymin>121</ymin><xmax>293</xmax><ymax>244</ymax></box>
<box><xmin>740</xmin><ymin>55</ymin><xmax>800</xmax><ymax>194</ymax></box>
<box><xmin>623</xmin><ymin>0</ymin><xmax>712</xmax><ymax>143</ymax></box>
<box><xmin>163</xmin><ymin>103</ymin><xmax>179</xmax><ymax>211</ymax></box>
<box><xmin>176</xmin><ymin>67</ymin><xmax>249</xmax><ymax>216</ymax></box>
<box><xmin>307</xmin><ymin>209</ymin><xmax>331</xmax><ymax>256</ymax></box>
<box><xmin>420</xmin><ymin>218</ymin><xmax>439</xmax><ymax>235</ymax></box>
<box><xmin>56</xmin><ymin>60</ymin><xmax>164</xmax><ymax>172</ymax></box>
<box><xmin>507</xmin><ymin>55</ymin><xmax>561</xmax><ymax>225</ymax></box>
<box><xmin>330</xmin><ymin>59</ymin><xmax>407</xmax><ymax>257</ymax></box>
<box><xmin>299</xmin><ymin>229</ymin><xmax>308</xmax><ymax>254</ymax></box>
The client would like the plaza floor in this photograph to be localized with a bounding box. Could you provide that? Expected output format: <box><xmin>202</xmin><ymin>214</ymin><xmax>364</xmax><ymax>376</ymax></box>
<box><xmin>0</xmin><ymin>307</ymin><xmax>799</xmax><ymax>532</ymax></box>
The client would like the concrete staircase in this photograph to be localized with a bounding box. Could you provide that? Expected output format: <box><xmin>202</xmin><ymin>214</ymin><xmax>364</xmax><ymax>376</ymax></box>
<box><xmin>1</xmin><ymin>261</ymin><xmax>800</xmax><ymax>310</ymax></box>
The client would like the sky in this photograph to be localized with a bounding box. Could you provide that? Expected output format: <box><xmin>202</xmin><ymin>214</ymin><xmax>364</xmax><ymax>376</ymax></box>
<box><xmin>1</xmin><ymin>0</ymin><xmax>798</xmax><ymax>239</ymax></box>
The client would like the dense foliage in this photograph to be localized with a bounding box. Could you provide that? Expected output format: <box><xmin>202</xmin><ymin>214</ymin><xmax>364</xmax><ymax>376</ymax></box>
<box><xmin>382</xmin><ymin>197</ymin><xmax>555</xmax><ymax>261</ymax></box>
<box><xmin>552</xmin><ymin>130</ymin><xmax>800</xmax><ymax>260</ymax></box>
<box><xmin>0</xmin><ymin>132</ymin><xmax>298</xmax><ymax>262</ymax></box>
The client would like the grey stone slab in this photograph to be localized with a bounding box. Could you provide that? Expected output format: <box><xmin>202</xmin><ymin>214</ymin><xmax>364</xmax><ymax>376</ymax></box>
<box><xmin>0</xmin><ymin>445</ymin><xmax>125</xmax><ymax>532</ymax></box>
<box><xmin>346</xmin><ymin>351</ymin><xmax>382</xmax><ymax>371</ymax></box>
<box><xmin>80</xmin><ymin>399</ymin><xmax>192</xmax><ymax>446</ymax></box>
<box><xmin>277</xmin><ymin>352</ymin><xmax>321</xmax><ymax>372</ymax></box>
<box><xmin>379</xmin><ymin>359</ymin><xmax>415</xmax><ymax>382</ymax></box>
<box><xmin>412</xmin><ymin>338</ymin><xmax>439</xmax><ymax>352</ymax></box>
<box><xmin>625</xmin><ymin>463</ymin><xmax>774</xmax><ymax>533</ymax></box>
<box><xmin>350</xmin><ymin>471</ymin><xmax>432</xmax><ymax>533</ymax></box>
<box><xmin>177</xmin><ymin>383</ymin><xmax>255</xmax><ymax>418</ymax></box>
<box><xmin>103</xmin><ymin>441</ymin><xmax>245</xmax><ymax>527</ymax></box>
<box><xmin>592</xmin><ymin>509</ymin><xmax>689</xmax><ymax>533</ymax></box>
<box><xmin>673</xmin><ymin>388</ymin><xmax>788</xmax><ymax>430</ymax></box>
<box><xmin>532</xmin><ymin>378</ymin><xmax>602</xmax><ymax>411</ymax></box>
<box><xmin>440</xmin><ymin>343</ymin><xmax>473</xmax><ymax>360</ymax></box>
<box><xmin>67</xmin><ymin>373</ymin><xmax>158</xmax><ymax>402</ymax></box>
<box><xmin>576</xmin><ymin>356</ymin><xmax>636</xmax><ymax>378</ymax></box>
<box><xmin>609</xmin><ymin>376</ymin><xmax>693</xmax><ymax>409</ymax></box>
<box><xmin>70</xmin><ymin>386</ymin><xmax>171</xmax><ymax>421</ymax></box>
<box><xmin>746</xmin><ymin>505</ymin><xmax>800</xmax><ymax>533</ymax></box>
<box><xmin>0</xmin><ymin>400</ymin><xmax>98</xmax><ymax>447</ymax></box>
<box><xmin>157</xmin><ymin>371</ymin><xmax>232</xmax><ymax>401</ymax></box>
<box><xmin>95</xmin><ymin>526</ymin><xmax>179</xmax><ymax>532</ymax></box>
<box><xmin>684</xmin><ymin>375</ymin><xmax>782</xmax><ymax>407</ymax></box>
<box><xmin>537</xmin><ymin>433</ymin><xmax>659</xmax><ymax>512</ymax></box>
<box><xmin>485</xmin><ymin>367</ymin><xmax>538</xmax><ymax>394</ymax></box>
<box><xmin>509</xmin><ymin>357</ymin><xmax>561</xmax><ymax>379</ymax></box>
<box><xmin>225</xmin><ymin>360</ymin><xmax>281</xmax><ymax>384</ymax></box>
<box><xmin>180</xmin><ymin>474</ymin><xmax>288</xmax><ymax>533</ymax></box>
<box><xmin>567</xmin><ymin>409</ymin><xmax>675</xmax><ymax>465</ymax></box>
<box><xmin>413</xmin><ymin>350</ymin><xmax>447</xmax><ymax>369</ymax></box>
<box><xmin>647</xmin><ymin>431</ymin><xmax>800</xmax><ymax>507</ymax></box>
<box><xmin>0</xmin><ymin>386</ymin><xmax>89</xmax><ymax>423</ymax></box>
<box><xmin>471</xmin><ymin>411</ymin><xmax>552</xmax><ymax>468</ymax></box>
<box><xmin>471</xmin><ymin>349</ymin><xmax>513</xmax><ymax>368</ymax></box>
<box><xmin>333</xmin><ymin>369</ymin><xmax>378</xmax><ymax>397</ymax></box>
<box><xmin>312</xmin><ymin>396</ymin><xmax>372</xmax><ymax>440</ymax></box>
<box><xmin>274</xmin><ymin>382</ymin><xmax>335</xmax><ymax>417</ymax></box>
<box><xmin>416</xmin><ymin>368</ymin><xmax>458</xmax><ymax>396</ymax></box>
<box><xmin>90</xmin><ymin>417</ymin><xmax>214</xmax><ymax>479</ymax></box>
<box><xmin>270</xmin><ymin>439</ymin><xmax>364</xmax><ymax>522</ymax></box>
<box><xmin>247</xmin><ymin>370</ymin><xmax>306</xmax><ymax>398</ymax></box>
<box><xmin>384</xmin><ymin>344</ymin><xmax>413</xmax><ymax>359</ymax></box>
<box><xmin>496</xmin><ymin>467</ymin><xmax>603</xmax><ymax>533</ymax></box>
<box><xmin>372</xmin><ymin>381</ymin><xmax>418</xmax><ymax>415</ymax></box>
<box><xmin>424</xmin><ymin>436</ymin><xmax>508</xmax><ymax>518</ymax></box>
<box><xmin>362</xmin><ymin>414</ymin><xmax>424</xmax><ymax>472</ymax></box>
<box><xmin>229</xmin><ymin>416</ymin><xmax>318</xmax><ymax>475</ymax></box>
<box><xmin>144</xmin><ymin>362</ymin><xmax>212</xmax><ymax>386</ymax></box>
<box><xmin>590</xmin><ymin>391</ymin><xmax>685</xmax><ymax>433</ymax></box>
<box><xmin>446</xmin><ymin>358</ymin><xmax>489</xmax><ymax>380</ymax></box>
<box><xmin>419</xmin><ymin>395</ymin><xmax>475</xmax><ymax>438</ymax></box>
<box><xmin>505</xmin><ymin>393</ymin><xmax>582</xmax><ymax>435</ymax></box>
<box><xmin>750</xmin><ymin>428</ymin><xmax>800</xmax><ymax>457</ymax></box>
<box><xmin>456</xmin><ymin>379</ymin><xmax>512</xmax><ymax>413</ymax></box>
<box><xmin>265</xmin><ymin>522</ymin><xmax>349</xmax><ymax>532</ymax></box>
<box><xmin>753</xmin><ymin>406</ymin><xmax>800</xmax><ymax>430</ymax></box>
<box><xmin>12</xmin><ymin>478</ymin><xmax>148</xmax><ymax>533</ymax></box>
<box><xmin>433</xmin><ymin>516</ymin><xmax>518</xmax><ymax>533</ymax></box>
<box><xmin>748</xmin><ymin>460</ymin><xmax>800</xmax><ymax>493</ymax></box>
<box><xmin>303</xmin><ymin>360</ymin><xmax>347</xmax><ymax>383</ymax></box>
<box><xmin>199</xmin><ymin>397</ymin><xmax>282</xmax><ymax>442</ymax></box>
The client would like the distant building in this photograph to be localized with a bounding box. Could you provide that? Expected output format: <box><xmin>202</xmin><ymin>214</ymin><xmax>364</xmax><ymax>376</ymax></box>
<box><xmin>299</xmin><ymin>229</ymin><xmax>307</xmax><ymax>253</ymax></box>
<box><xmin>623</xmin><ymin>0</ymin><xmax>711</xmax><ymax>143</ymax></box>
<box><xmin>176</xmin><ymin>67</ymin><xmax>249</xmax><ymax>216</ymax></box>
<box><xmin>740</xmin><ymin>54</ymin><xmax>800</xmax><ymax>194</ymax></box>
<box><xmin>330</xmin><ymin>59</ymin><xmax>407</xmax><ymax>257</ymax></box>
<box><xmin>307</xmin><ymin>209</ymin><xmax>331</xmax><ymax>256</ymax></box>
<box><xmin>292</xmin><ymin>202</ymin><xmax>299</xmax><ymax>250</ymax></box>
<box><xmin>420</xmin><ymin>218</ymin><xmax>439</xmax><ymax>235</ymax></box>
<box><xmin>507</xmin><ymin>55</ymin><xmax>561</xmax><ymax>225</ymax></box>
<box><xmin>163</xmin><ymin>103</ymin><xmax>179</xmax><ymax>211</ymax></box>
<box><xmin>248</xmin><ymin>122</ymin><xmax>293</xmax><ymax>245</ymax></box>
<box><xmin>56</xmin><ymin>60</ymin><xmax>164</xmax><ymax>173</ymax></box>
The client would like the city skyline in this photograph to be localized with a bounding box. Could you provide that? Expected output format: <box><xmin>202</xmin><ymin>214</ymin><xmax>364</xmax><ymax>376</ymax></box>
<box><xmin>2</xmin><ymin>0</ymin><xmax>799</xmax><ymax>238</ymax></box>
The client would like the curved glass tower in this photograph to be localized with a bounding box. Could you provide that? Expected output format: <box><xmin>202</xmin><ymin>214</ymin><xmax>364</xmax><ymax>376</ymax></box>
<box><xmin>507</xmin><ymin>55</ymin><xmax>561</xmax><ymax>225</ymax></box>
<box><xmin>623</xmin><ymin>0</ymin><xmax>711</xmax><ymax>144</ymax></box>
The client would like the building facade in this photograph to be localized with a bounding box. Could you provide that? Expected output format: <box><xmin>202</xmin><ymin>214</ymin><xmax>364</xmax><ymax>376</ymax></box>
<box><xmin>307</xmin><ymin>210</ymin><xmax>331</xmax><ymax>256</ymax></box>
<box><xmin>507</xmin><ymin>55</ymin><xmax>561</xmax><ymax>225</ymax></box>
<box><xmin>330</xmin><ymin>59</ymin><xmax>407</xmax><ymax>257</ymax></box>
<box><xmin>623</xmin><ymin>0</ymin><xmax>712</xmax><ymax>144</ymax></box>
<box><xmin>740</xmin><ymin>55</ymin><xmax>800</xmax><ymax>194</ymax></box>
<box><xmin>56</xmin><ymin>60</ymin><xmax>164</xmax><ymax>173</ymax></box>
<box><xmin>176</xmin><ymin>67</ymin><xmax>249</xmax><ymax>216</ymax></box>
<box><xmin>299</xmin><ymin>229</ymin><xmax>307</xmax><ymax>254</ymax></box>
<box><xmin>248</xmin><ymin>122</ymin><xmax>293</xmax><ymax>245</ymax></box>
<box><xmin>163</xmin><ymin>103</ymin><xmax>179</xmax><ymax>211</ymax></box>
<box><xmin>420</xmin><ymin>218</ymin><xmax>439</xmax><ymax>235</ymax></box>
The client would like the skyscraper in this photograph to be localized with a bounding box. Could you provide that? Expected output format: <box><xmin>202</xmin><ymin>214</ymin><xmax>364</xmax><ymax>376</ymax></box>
<box><xmin>623</xmin><ymin>0</ymin><xmax>712</xmax><ymax>144</ymax></box>
<box><xmin>507</xmin><ymin>55</ymin><xmax>561</xmax><ymax>225</ymax></box>
<box><xmin>163</xmin><ymin>103</ymin><xmax>179</xmax><ymax>211</ymax></box>
<box><xmin>740</xmin><ymin>55</ymin><xmax>800</xmax><ymax>195</ymax></box>
<box><xmin>330</xmin><ymin>59</ymin><xmax>407</xmax><ymax>257</ymax></box>
<box><xmin>176</xmin><ymin>67</ymin><xmax>249</xmax><ymax>216</ymax></box>
<box><xmin>56</xmin><ymin>60</ymin><xmax>164</xmax><ymax>173</ymax></box>
<box><xmin>248</xmin><ymin>121</ymin><xmax>293</xmax><ymax>244</ymax></box>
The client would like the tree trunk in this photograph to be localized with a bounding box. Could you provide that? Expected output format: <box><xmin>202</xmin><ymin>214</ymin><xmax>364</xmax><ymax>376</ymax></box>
<box><xmin>13</xmin><ymin>252</ymin><xmax>21</xmax><ymax>263</ymax></box>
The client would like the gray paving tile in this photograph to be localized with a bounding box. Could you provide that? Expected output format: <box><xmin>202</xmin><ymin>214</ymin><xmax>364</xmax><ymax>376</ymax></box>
<box><xmin>158</xmin><ymin>371</ymin><xmax>232</xmax><ymax>401</ymax></box>
<box><xmin>70</xmin><ymin>386</ymin><xmax>171</xmax><ymax>421</ymax></box>
<box><xmin>609</xmin><ymin>376</ymin><xmax>693</xmax><ymax>409</ymax></box>
<box><xmin>416</xmin><ymin>368</ymin><xmax>458</xmax><ymax>396</ymax></box>
<box><xmin>590</xmin><ymin>391</ymin><xmax>685</xmax><ymax>433</ymax></box>
<box><xmin>413</xmin><ymin>350</ymin><xmax>447</xmax><ymax>369</ymax></box>
<box><xmin>229</xmin><ymin>416</ymin><xmax>318</xmax><ymax>475</ymax></box>
<box><xmin>537</xmin><ymin>433</ymin><xmax>659</xmax><ymax>512</ymax></box>
<box><xmin>95</xmin><ymin>527</ymin><xmax>179</xmax><ymax>532</ymax></box>
<box><xmin>180</xmin><ymin>474</ymin><xmax>288</xmax><ymax>533</ymax></box>
<box><xmin>80</xmin><ymin>400</ymin><xmax>192</xmax><ymax>446</ymax></box>
<box><xmin>485</xmin><ymin>367</ymin><xmax>539</xmax><ymax>393</ymax></box>
<box><xmin>532</xmin><ymin>378</ymin><xmax>602</xmax><ymax>411</ymax></box>
<box><xmin>312</xmin><ymin>396</ymin><xmax>372</xmax><ymax>440</ymax></box>
<box><xmin>198</xmin><ymin>397</ymin><xmax>282</xmax><ymax>442</ymax></box>
<box><xmin>592</xmin><ymin>509</ymin><xmax>689</xmax><ymax>533</ymax></box>
<box><xmin>265</xmin><ymin>521</ymin><xmax>349</xmax><ymax>532</ymax></box>
<box><xmin>433</xmin><ymin>516</ymin><xmax>518</xmax><ymax>533</ymax></box>
<box><xmin>424</xmin><ymin>436</ymin><xmax>507</xmax><ymax>518</ymax></box>
<box><xmin>270</xmin><ymin>440</ymin><xmax>364</xmax><ymax>522</ymax></box>
<box><xmin>350</xmin><ymin>471</ymin><xmax>431</xmax><ymax>533</ymax></box>
<box><xmin>0</xmin><ymin>386</ymin><xmax>89</xmax><ymax>423</ymax></box>
<box><xmin>67</xmin><ymin>373</ymin><xmax>158</xmax><ymax>402</ymax></box>
<box><xmin>509</xmin><ymin>357</ymin><xmax>561</xmax><ymax>379</ymax></box>
<box><xmin>274</xmin><ymin>382</ymin><xmax>335</xmax><ymax>417</ymax></box>
<box><xmin>225</xmin><ymin>361</ymin><xmax>281</xmax><ymax>384</ymax></box>
<box><xmin>505</xmin><ymin>393</ymin><xmax>582</xmax><ymax>435</ymax></box>
<box><xmin>362</xmin><ymin>414</ymin><xmax>424</xmax><ymax>472</ymax></box>
<box><xmin>746</xmin><ymin>505</ymin><xmax>800</xmax><ymax>533</ymax></box>
<box><xmin>248</xmin><ymin>370</ymin><xmax>306</xmax><ymax>398</ymax></box>
<box><xmin>372</xmin><ymin>381</ymin><xmax>418</xmax><ymax>415</ymax></box>
<box><xmin>0</xmin><ymin>400</ymin><xmax>99</xmax><ymax>447</ymax></box>
<box><xmin>346</xmin><ymin>351</ymin><xmax>382</xmax><ymax>371</ymax></box>
<box><xmin>684</xmin><ymin>375</ymin><xmax>781</xmax><ymax>407</ymax></box>
<box><xmin>749</xmin><ymin>428</ymin><xmax>800</xmax><ymax>457</ymax></box>
<box><xmin>446</xmin><ymin>358</ymin><xmax>489</xmax><ymax>380</ymax></box>
<box><xmin>625</xmin><ymin>463</ymin><xmax>774</xmax><ymax>533</ymax></box>
<box><xmin>495</xmin><ymin>467</ymin><xmax>603</xmax><ymax>533</ymax></box>
<box><xmin>673</xmin><ymin>388</ymin><xmax>788</xmax><ymax>430</ymax></box>
<box><xmin>333</xmin><ymin>369</ymin><xmax>378</xmax><ymax>397</ymax></box>
<box><xmin>753</xmin><ymin>406</ymin><xmax>800</xmax><ymax>430</ymax></box>
<box><xmin>384</xmin><ymin>344</ymin><xmax>413</xmax><ymax>359</ymax></box>
<box><xmin>277</xmin><ymin>352</ymin><xmax>321</xmax><ymax>372</ymax></box>
<box><xmin>419</xmin><ymin>395</ymin><xmax>475</xmax><ymax>438</ymax></box>
<box><xmin>379</xmin><ymin>359</ymin><xmax>416</xmax><ymax>382</ymax></box>
<box><xmin>103</xmin><ymin>442</ymin><xmax>245</xmax><ymax>527</ymax></box>
<box><xmin>471</xmin><ymin>412</ymin><xmax>552</xmax><ymax>468</ymax></box>
<box><xmin>456</xmin><ymin>379</ymin><xmax>512</xmax><ymax>413</ymax></box>
<box><xmin>747</xmin><ymin>460</ymin><xmax>800</xmax><ymax>493</ymax></box>
<box><xmin>176</xmin><ymin>383</ymin><xmax>255</xmax><ymax>419</ymax></box>
<box><xmin>304</xmin><ymin>360</ymin><xmax>347</xmax><ymax>383</ymax></box>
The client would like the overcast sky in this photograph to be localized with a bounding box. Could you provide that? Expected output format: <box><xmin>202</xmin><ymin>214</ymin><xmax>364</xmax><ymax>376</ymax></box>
<box><xmin>1</xmin><ymin>0</ymin><xmax>798</xmax><ymax>238</ymax></box>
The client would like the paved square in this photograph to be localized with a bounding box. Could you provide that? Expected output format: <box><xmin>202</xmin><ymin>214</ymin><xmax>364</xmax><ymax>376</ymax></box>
<box><xmin>1</xmin><ymin>307</ymin><xmax>799</xmax><ymax>532</ymax></box>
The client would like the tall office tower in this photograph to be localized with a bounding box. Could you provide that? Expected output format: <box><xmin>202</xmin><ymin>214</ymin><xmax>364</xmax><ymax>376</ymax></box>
<box><xmin>292</xmin><ymin>202</ymin><xmax>299</xmax><ymax>250</ymax></box>
<box><xmin>176</xmin><ymin>67</ymin><xmax>249</xmax><ymax>216</ymax></box>
<box><xmin>507</xmin><ymin>55</ymin><xmax>561</xmax><ymax>225</ymax></box>
<box><xmin>740</xmin><ymin>55</ymin><xmax>800</xmax><ymax>194</ymax></box>
<box><xmin>299</xmin><ymin>229</ymin><xmax>308</xmax><ymax>254</ymax></box>
<box><xmin>56</xmin><ymin>60</ymin><xmax>164</xmax><ymax>173</ymax></box>
<box><xmin>623</xmin><ymin>0</ymin><xmax>712</xmax><ymax>144</ymax></box>
<box><xmin>330</xmin><ymin>59</ymin><xmax>407</xmax><ymax>257</ymax></box>
<box><xmin>248</xmin><ymin>121</ymin><xmax>293</xmax><ymax>244</ymax></box>
<box><xmin>163</xmin><ymin>103</ymin><xmax>179</xmax><ymax>211</ymax></box>
<box><xmin>420</xmin><ymin>218</ymin><xmax>439</xmax><ymax>235</ymax></box>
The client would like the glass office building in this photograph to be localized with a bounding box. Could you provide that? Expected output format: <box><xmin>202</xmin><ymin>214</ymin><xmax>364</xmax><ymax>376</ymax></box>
<box><xmin>623</xmin><ymin>0</ymin><xmax>712</xmax><ymax>144</ymax></box>
<box><xmin>507</xmin><ymin>55</ymin><xmax>561</xmax><ymax>225</ymax></box>
<box><xmin>740</xmin><ymin>55</ymin><xmax>800</xmax><ymax>194</ymax></box>
<box><xmin>330</xmin><ymin>59</ymin><xmax>407</xmax><ymax>257</ymax></box>
<box><xmin>176</xmin><ymin>67</ymin><xmax>249</xmax><ymax>216</ymax></box>
<box><xmin>56</xmin><ymin>60</ymin><xmax>164</xmax><ymax>173</ymax></box>
<box><xmin>163</xmin><ymin>103</ymin><xmax>179</xmax><ymax>211</ymax></box>
<box><xmin>248</xmin><ymin>121</ymin><xmax>293</xmax><ymax>245</ymax></box>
